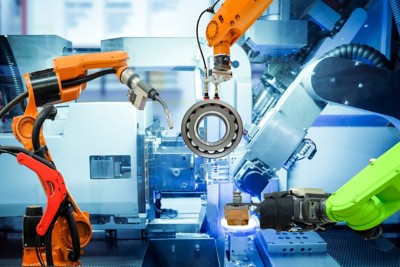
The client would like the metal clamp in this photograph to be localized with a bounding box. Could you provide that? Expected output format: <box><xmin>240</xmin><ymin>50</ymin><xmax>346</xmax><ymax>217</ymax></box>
<box><xmin>181</xmin><ymin>100</ymin><xmax>243</xmax><ymax>158</ymax></box>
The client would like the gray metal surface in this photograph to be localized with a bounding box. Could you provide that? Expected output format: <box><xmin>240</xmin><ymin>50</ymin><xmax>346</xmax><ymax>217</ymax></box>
<box><xmin>148</xmin><ymin>144</ymin><xmax>196</xmax><ymax>191</ymax></box>
<box><xmin>308</xmin><ymin>8</ymin><xmax>367</xmax><ymax>61</ymax></box>
<box><xmin>256</xmin><ymin>229</ymin><xmax>327</xmax><ymax>254</ymax></box>
<box><xmin>320</xmin><ymin>229</ymin><xmax>400</xmax><ymax>267</ymax></box>
<box><xmin>143</xmin><ymin>237</ymin><xmax>219</xmax><ymax>267</ymax></box>
<box><xmin>244</xmin><ymin>20</ymin><xmax>308</xmax><ymax>53</ymax></box>
<box><xmin>233</xmin><ymin>61</ymin><xmax>327</xmax><ymax>180</ymax></box>
<box><xmin>0</xmin><ymin>103</ymin><xmax>141</xmax><ymax>219</ymax></box>
<box><xmin>254</xmin><ymin>230</ymin><xmax>340</xmax><ymax>267</ymax></box>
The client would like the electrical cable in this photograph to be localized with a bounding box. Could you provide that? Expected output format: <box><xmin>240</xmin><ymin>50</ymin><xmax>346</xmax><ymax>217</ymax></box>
<box><xmin>196</xmin><ymin>0</ymin><xmax>221</xmax><ymax>74</ymax></box>
<box><xmin>35</xmin><ymin>235</ymin><xmax>45</xmax><ymax>267</ymax></box>
<box><xmin>0</xmin><ymin>91</ymin><xmax>28</xmax><ymax>119</ymax></box>
<box><xmin>196</xmin><ymin>9</ymin><xmax>210</xmax><ymax>73</ymax></box>
<box><xmin>61</xmin><ymin>69</ymin><xmax>116</xmax><ymax>88</ymax></box>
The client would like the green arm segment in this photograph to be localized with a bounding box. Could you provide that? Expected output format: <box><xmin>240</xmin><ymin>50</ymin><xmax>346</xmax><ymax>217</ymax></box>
<box><xmin>325</xmin><ymin>142</ymin><xmax>400</xmax><ymax>231</ymax></box>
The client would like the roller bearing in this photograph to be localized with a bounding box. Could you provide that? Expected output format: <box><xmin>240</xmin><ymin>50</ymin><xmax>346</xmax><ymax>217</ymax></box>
<box><xmin>181</xmin><ymin>100</ymin><xmax>243</xmax><ymax>158</ymax></box>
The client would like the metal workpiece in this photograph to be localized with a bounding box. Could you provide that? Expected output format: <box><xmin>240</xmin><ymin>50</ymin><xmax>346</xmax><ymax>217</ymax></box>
<box><xmin>224</xmin><ymin>191</ymin><xmax>250</xmax><ymax>226</ymax></box>
<box><xmin>224</xmin><ymin>203</ymin><xmax>250</xmax><ymax>226</ymax></box>
<box><xmin>181</xmin><ymin>100</ymin><xmax>243</xmax><ymax>159</ymax></box>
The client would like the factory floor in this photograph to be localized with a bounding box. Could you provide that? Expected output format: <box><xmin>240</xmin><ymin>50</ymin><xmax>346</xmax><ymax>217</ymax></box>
<box><xmin>1</xmin><ymin>228</ymin><xmax>400</xmax><ymax>267</ymax></box>
<box><xmin>0</xmin><ymin>236</ymin><xmax>147</xmax><ymax>267</ymax></box>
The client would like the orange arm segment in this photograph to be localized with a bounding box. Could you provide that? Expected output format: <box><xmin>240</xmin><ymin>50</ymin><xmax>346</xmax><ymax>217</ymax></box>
<box><xmin>206</xmin><ymin>0</ymin><xmax>273</xmax><ymax>56</ymax></box>
<box><xmin>12</xmin><ymin>51</ymin><xmax>129</xmax><ymax>151</ymax></box>
<box><xmin>54</xmin><ymin>51</ymin><xmax>129</xmax><ymax>102</ymax></box>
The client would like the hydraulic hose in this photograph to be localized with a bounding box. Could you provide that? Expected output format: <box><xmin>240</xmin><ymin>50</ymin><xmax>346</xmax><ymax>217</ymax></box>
<box><xmin>32</xmin><ymin>105</ymin><xmax>57</xmax><ymax>157</ymax></box>
<box><xmin>321</xmin><ymin>43</ymin><xmax>391</xmax><ymax>69</ymax></box>
<box><xmin>0</xmin><ymin>91</ymin><xmax>28</xmax><ymax>119</ymax></box>
<box><xmin>45</xmin><ymin>223</ymin><xmax>54</xmax><ymax>267</ymax></box>
<box><xmin>0</xmin><ymin>146</ymin><xmax>55</xmax><ymax>170</ymax></box>
<box><xmin>61</xmin><ymin>69</ymin><xmax>116</xmax><ymax>88</ymax></box>
<box><xmin>64</xmin><ymin>205</ymin><xmax>81</xmax><ymax>262</ymax></box>
<box><xmin>0</xmin><ymin>36</ymin><xmax>25</xmax><ymax>117</ymax></box>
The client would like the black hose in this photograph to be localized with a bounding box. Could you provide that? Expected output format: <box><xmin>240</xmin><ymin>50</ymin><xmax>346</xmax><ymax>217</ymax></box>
<box><xmin>0</xmin><ymin>91</ymin><xmax>28</xmax><ymax>119</ymax></box>
<box><xmin>0</xmin><ymin>145</ymin><xmax>55</xmax><ymax>170</ymax></box>
<box><xmin>45</xmin><ymin>223</ymin><xmax>54</xmax><ymax>267</ymax></box>
<box><xmin>63</xmin><ymin>205</ymin><xmax>81</xmax><ymax>262</ymax></box>
<box><xmin>32</xmin><ymin>105</ymin><xmax>57</xmax><ymax>157</ymax></box>
<box><xmin>61</xmin><ymin>69</ymin><xmax>116</xmax><ymax>88</ymax></box>
<box><xmin>0</xmin><ymin>36</ymin><xmax>25</xmax><ymax>117</ymax></box>
<box><xmin>321</xmin><ymin>43</ymin><xmax>391</xmax><ymax>69</ymax></box>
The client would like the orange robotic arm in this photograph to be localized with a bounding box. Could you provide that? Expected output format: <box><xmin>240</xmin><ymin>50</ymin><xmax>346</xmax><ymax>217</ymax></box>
<box><xmin>204</xmin><ymin>0</ymin><xmax>273</xmax><ymax>84</ymax></box>
<box><xmin>13</xmin><ymin>51</ymin><xmax>172</xmax><ymax>151</ymax></box>
<box><xmin>6</xmin><ymin>51</ymin><xmax>173</xmax><ymax>266</ymax></box>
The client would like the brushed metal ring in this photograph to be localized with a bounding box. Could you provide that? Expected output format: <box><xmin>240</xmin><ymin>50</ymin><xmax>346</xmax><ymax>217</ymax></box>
<box><xmin>181</xmin><ymin>100</ymin><xmax>243</xmax><ymax>158</ymax></box>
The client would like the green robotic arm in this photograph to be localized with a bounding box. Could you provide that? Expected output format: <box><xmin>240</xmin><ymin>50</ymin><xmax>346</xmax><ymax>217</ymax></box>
<box><xmin>257</xmin><ymin>141</ymin><xmax>400</xmax><ymax>239</ymax></box>
<box><xmin>326</xmin><ymin>141</ymin><xmax>400</xmax><ymax>231</ymax></box>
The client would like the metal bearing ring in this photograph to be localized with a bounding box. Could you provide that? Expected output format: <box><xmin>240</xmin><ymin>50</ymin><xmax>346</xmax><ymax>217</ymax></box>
<box><xmin>181</xmin><ymin>100</ymin><xmax>243</xmax><ymax>158</ymax></box>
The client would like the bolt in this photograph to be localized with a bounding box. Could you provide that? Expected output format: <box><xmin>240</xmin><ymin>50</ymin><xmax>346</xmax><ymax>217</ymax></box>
<box><xmin>358</xmin><ymin>83</ymin><xmax>363</xmax><ymax>88</ymax></box>
<box><xmin>344</xmin><ymin>100</ymin><xmax>349</xmax><ymax>105</ymax></box>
